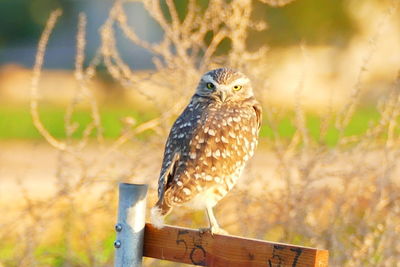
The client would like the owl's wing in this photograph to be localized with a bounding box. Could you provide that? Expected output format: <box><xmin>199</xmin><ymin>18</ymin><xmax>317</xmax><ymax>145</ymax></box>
<box><xmin>158</xmin><ymin>152</ymin><xmax>180</xmax><ymax>199</ymax></box>
<box><xmin>253</xmin><ymin>102</ymin><xmax>262</xmax><ymax>130</ymax></box>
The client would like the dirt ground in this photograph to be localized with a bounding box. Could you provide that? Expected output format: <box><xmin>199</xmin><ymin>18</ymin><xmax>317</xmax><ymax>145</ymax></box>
<box><xmin>0</xmin><ymin>140</ymin><xmax>279</xmax><ymax>202</ymax></box>
<box><xmin>0</xmin><ymin>141</ymin><xmax>59</xmax><ymax>200</ymax></box>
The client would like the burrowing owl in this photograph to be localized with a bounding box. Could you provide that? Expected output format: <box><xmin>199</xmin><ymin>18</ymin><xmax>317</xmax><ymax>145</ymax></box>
<box><xmin>151</xmin><ymin>68</ymin><xmax>262</xmax><ymax>234</ymax></box>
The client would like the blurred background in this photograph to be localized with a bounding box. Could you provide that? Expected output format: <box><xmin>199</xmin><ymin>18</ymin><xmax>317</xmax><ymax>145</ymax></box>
<box><xmin>1</xmin><ymin>0</ymin><xmax>400</xmax><ymax>266</ymax></box>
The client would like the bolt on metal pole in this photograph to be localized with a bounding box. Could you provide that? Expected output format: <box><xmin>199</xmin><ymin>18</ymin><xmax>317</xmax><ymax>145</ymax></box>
<box><xmin>114</xmin><ymin>183</ymin><xmax>148</xmax><ymax>267</ymax></box>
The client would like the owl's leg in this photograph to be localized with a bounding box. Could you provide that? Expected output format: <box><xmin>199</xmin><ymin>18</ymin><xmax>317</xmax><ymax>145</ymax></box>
<box><xmin>206</xmin><ymin>206</ymin><xmax>220</xmax><ymax>230</ymax></box>
<box><xmin>200</xmin><ymin>206</ymin><xmax>228</xmax><ymax>235</ymax></box>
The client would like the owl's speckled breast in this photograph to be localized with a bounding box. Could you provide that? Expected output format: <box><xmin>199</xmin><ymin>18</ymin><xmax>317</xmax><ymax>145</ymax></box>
<box><xmin>162</xmin><ymin>99</ymin><xmax>260</xmax><ymax>208</ymax></box>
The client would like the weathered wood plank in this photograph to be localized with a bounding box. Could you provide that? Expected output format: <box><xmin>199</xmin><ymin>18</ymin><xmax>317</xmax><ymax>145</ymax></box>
<box><xmin>143</xmin><ymin>223</ymin><xmax>329</xmax><ymax>266</ymax></box>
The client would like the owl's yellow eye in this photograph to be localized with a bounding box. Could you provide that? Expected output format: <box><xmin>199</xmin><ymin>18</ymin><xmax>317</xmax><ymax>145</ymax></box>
<box><xmin>206</xmin><ymin>82</ymin><xmax>215</xmax><ymax>89</ymax></box>
<box><xmin>233</xmin><ymin>85</ymin><xmax>242</xmax><ymax>91</ymax></box>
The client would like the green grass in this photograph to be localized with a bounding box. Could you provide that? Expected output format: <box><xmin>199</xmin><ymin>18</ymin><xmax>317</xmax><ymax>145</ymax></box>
<box><xmin>0</xmin><ymin>104</ymin><xmax>381</xmax><ymax>145</ymax></box>
<box><xmin>0</xmin><ymin>104</ymin><xmax>156</xmax><ymax>140</ymax></box>
<box><xmin>258</xmin><ymin>107</ymin><xmax>380</xmax><ymax>146</ymax></box>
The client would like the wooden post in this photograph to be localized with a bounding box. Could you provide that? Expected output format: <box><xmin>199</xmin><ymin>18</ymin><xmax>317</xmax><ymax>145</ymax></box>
<box><xmin>114</xmin><ymin>183</ymin><xmax>148</xmax><ymax>267</ymax></box>
<box><xmin>144</xmin><ymin>224</ymin><xmax>329</xmax><ymax>267</ymax></box>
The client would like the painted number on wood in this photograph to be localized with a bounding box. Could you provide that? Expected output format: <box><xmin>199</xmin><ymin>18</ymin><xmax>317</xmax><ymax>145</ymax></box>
<box><xmin>268</xmin><ymin>245</ymin><xmax>303</xmax><ymax>267</ymax></box>
<box><xmin>175</xmin><ymin>230</ymin><xmax>207</xmax><ymax>265</ymax></box>
<box><xmin>174</xmin><ymin>230</ymin><xmax>305</xmax><ymax>266</ymax></box>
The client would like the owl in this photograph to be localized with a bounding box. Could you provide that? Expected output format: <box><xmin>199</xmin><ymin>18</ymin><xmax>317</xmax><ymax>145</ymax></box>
<box><xmin>151</xmin><ymin>68</ymin><xmax>262</xmax><ymax>234</ymax></box>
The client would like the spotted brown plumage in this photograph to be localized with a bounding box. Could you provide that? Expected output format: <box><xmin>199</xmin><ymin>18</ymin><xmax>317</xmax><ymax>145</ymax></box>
<box><xmin>151</xmin><ymin>68</ymin><xmax>262</xmax><ymax>234</ymax></box>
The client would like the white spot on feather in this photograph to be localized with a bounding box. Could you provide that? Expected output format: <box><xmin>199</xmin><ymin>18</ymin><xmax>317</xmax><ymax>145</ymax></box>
<box><xmin>183</xmin><ymin>187</ymin><xmax>191</xmax><ymax>195</ymax></box>
<box><xmin>243</xmin><ymin>137</ymin><xmax>249</xmax><ymax>147</ymax></box>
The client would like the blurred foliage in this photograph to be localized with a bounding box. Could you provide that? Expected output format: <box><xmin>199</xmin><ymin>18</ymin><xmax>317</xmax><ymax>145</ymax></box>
<box><xmin>157</xmin><ymin>0</ymin><xmax>357</xmax><ymax>49</ymax></box>
<box><xmin>0</xmin><ymin>0</ymin><xmax>356</xmax><ymax>49</ymax></box>
<box><xmin>256</xmin><ymin>0</ymin><xmax>356</xmax><ymax>46</ymax></box>
<box><xmin>0</xmin><ymin>0</ymin><xmax>73</xmax><ymax>47</ymax></box>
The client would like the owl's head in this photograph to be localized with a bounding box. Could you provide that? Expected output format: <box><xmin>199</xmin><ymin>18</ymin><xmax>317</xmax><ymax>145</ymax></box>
<box><xmin>195</xmin><ymin>68</ymin><xmax>254</xmax><ymax>103</ymax></box>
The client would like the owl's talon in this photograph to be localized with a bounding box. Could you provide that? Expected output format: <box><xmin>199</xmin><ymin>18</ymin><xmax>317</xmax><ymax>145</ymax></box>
<box><xmin>198</xmin><ymin>227</ymin><xmax>211</xmax><ymax>235</ymax></box>
<box><xmin>212</xmin><ymin>227</ymin><xmax>228</xmax><ymax>235</ymax></box>
<box><xmin>199</xmin><ymin>226</ymin><xmax>228</xmax><ymax>236</ymax></box>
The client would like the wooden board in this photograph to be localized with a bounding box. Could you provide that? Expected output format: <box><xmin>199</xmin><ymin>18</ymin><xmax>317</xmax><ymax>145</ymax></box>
<box><xmin>143</xmin><ymin>223</ymin><xmax>329</xmax><ymax>267</ymax></box>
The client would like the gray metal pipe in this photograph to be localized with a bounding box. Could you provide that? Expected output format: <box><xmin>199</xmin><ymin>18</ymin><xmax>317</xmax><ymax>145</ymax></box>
<box><xmin>114</xmin><ymin>183</ymin><xmax>148</xmax><ymax>267</ymax></box>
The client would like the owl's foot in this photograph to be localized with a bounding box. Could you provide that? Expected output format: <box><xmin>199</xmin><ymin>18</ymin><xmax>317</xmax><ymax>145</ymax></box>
<box><xmin>199</xmin><ymin>226</ymin><xmax>228</xmax><ymax>236</ymax></box>
<box><xmin>202</xmin><ymin>206</ymin><xmax>228</xmax><ymax>236</ymax></box>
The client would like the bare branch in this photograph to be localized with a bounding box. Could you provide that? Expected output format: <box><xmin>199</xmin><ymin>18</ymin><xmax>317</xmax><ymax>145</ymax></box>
<box><xmin>30</xmin><ymin>9</ymin><xmax>66</xmax><ymax>151</ymax></box>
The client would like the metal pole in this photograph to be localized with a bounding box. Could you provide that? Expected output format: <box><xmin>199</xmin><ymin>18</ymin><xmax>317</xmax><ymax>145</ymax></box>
<box><xmin>114</xmin><ymin>183</ymin><xmax>148</xmax><ymax>267</ymax></box>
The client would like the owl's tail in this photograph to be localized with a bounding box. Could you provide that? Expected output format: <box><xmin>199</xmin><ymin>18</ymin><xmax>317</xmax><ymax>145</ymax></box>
<box><xmin>150</xmin><ymin>199</ymin><xmax>172</xmax><ymax>229</ymax></box>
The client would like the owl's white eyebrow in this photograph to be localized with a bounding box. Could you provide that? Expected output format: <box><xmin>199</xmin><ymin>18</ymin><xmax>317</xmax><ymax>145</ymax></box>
<box><xmin>202</xmin><ymin>75</ymin><xmax>217</xmax><ymax>84</ymax></box>
<box><xmin>232</xmin><ymin>77</ymin><xmax>250</xmax><ymax>85</ymax></box>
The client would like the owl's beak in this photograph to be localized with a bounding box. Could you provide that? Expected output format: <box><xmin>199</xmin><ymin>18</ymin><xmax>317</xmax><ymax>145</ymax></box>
<box><xmin>218</xmin><ymin>90</ymin><xmax>227</xmax><ymax>102</ymax></box>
